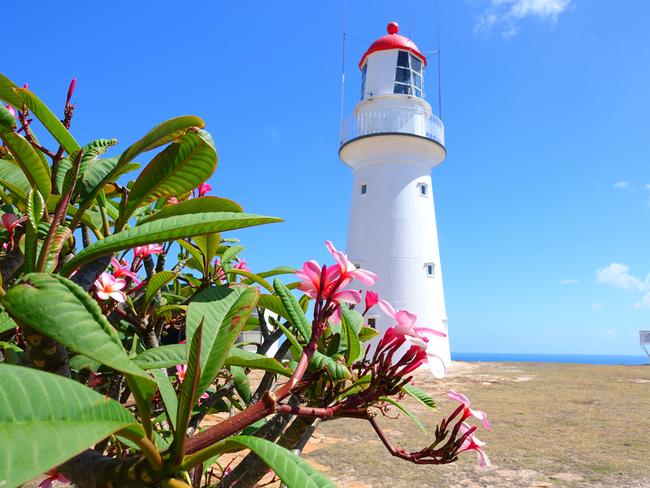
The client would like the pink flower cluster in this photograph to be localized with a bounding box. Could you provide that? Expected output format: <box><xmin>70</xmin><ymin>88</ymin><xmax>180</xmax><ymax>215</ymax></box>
<box><xmin>0</xmin><ymin>213</ymin><xmax>27</xmax><ymax>251</ymax></box>
<box><xmin>447</xmin><ymin>389</ymin><xmax>491</xmax><ymax>467</ymax></box>
<box><xmin>296</xmin><ymin>241</ymin><xmax>377</xmax><ymax>319</ymax></box>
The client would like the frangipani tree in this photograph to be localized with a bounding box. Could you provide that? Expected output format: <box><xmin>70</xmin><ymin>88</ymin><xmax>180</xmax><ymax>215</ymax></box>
<box><xmin>0</xmin><ymin>74</ymin><xmax>489</xmax><ymax>488</ymax></box>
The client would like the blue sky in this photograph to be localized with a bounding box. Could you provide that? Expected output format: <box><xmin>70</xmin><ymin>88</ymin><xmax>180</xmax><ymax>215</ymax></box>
<box><xmin>6</xmin><ymin>0</ymin><xmax>650</xmax><ymax>355</ymax></box>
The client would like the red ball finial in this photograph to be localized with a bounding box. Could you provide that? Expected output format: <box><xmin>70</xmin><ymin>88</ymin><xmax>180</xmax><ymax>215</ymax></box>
<box><xmin>387</xmin><ymin>22</ymin><xmax>399</xmax><ymax>35</ymax></box>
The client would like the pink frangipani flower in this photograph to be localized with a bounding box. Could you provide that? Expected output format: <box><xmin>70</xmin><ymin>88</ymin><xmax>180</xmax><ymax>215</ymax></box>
<box><xmin>458</xmin><ymin>421</ymin><xmax>491</xmax><ymax>467</ymax></box>
<box><xmin>324</xmin><ymin>240</ymin><xmax>377</xmax><ymax>286</ymax></box>
<box><xmin>167</xmin><ymin>196</ymin><xmax>180</xmax><ymax>205</ymax></box>
<box><xmin>233</xmin><ymin>258</ymin><xmax>250</xmax><ymax>272</ymax></box>
<box><xmin>196</xmin><ymin>182</ymin><xmax>212</xmax><ymax>197</ymax></box>
<box><xmin>447</xmin><ymin>390</ymin><xmax>490</xmax><ymax>431</ymax></box>
<box><xmin>364</xmin><ymin>290</ymin><xmax>379</xmax><ymax>314</ymax></box>
<box><xmin>1</xmin><ymin>213</ymin><xmax>27</xmax><ymax>250</ymax></box>
<box><xmin>39</xmin><ymin>469</ymin><xmax>71</xmax><ymax>488</ymax></box>
<box><xmin>93</xmin><ymin>272</ymin><xmax>127</xmax><ymax>303</ymax></box>
<box><xmin>4</xmin><ymin>104</ymin><xmax>16</xmax><ymax>117</ymax></box>
<box><xmin>110</xmin><ymin>257</ymin><xmax>140</xmax><ymax>283</ymax></box>
<box><xmin>133</xmin><ymin>244</ymin><xmax>164</xmax><ymax>258</ymax></box>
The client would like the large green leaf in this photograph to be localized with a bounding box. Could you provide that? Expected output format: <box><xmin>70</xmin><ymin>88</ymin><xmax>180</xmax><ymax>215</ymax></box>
<box><xmin>186</xmin><ymin>286</ymin><xmax>259</xmax><ymax>395</ymax></box>
<box><xmin>0</xmin><ymin>104</ymin><xmax>16</xmax><ymax>129</ymax></box>
<box><xmin>0</xmin><ymin>305</ymin><xmax>16</xmax><ymax>334</ymax></box>
<box><xmin>122</xmin><ymin>130</ymin><xmax>217</xmax><ymax>221</ymax></box>
<box><xmin>174</xmin><ymin>322</ymin><xmax>203</xmax><ymax>461</ymax></box>
<box><xmin>138</xmin><ymin>196</ymin><xmax>242</xmax><ymax>225</ymax></box>
<box><xmin>143</xmin><ymin>270</ymin><xmax>177</xmax><ymax>309</ymax></box>
<box><xmin>150</xmin><ymin>368</ymin><xmax>178</xmax><ymax>430</ymax></box>
<box><xmin>133</xmin><ymin>344</ymin><xmax>186</xmax><ymax>370</ymax></box>
<box><xmin>133</xmin><ymin>344</ymin><xmax>291</xmax><ymax>378</ymax></box>
<box><xmin>341</xmin><ymin>307</ymin><xmax>361</xmax><ymax>365</ymax></box>
<box><xmin>225</xmin><ymin>348</ymin><xmax>291</xmax><ymax>377</ymax></box>
<box><xmin>185</xmin><ymin>435</ymin><xmax>335</xmax><ymax>488</ymax></box>
<box><xmin>117</xmin><ymin>115</ymin><xmax>204</xmax><ymax>170</ymax></box>
<box><xmin>61</xmin><ymin>212</ymin><xmax>282</xmax><ymax>276</ymax></box>
<box><xmin>273</xmin><ymin>278</ymin><xmax>311</xmax><ymax>341</ymax></box>
<box><xmin>1</xmin><ymin>273</ymin><xmax>154</xmax><ymax>393</ymax></box>
<box><xmin>0</xmin><ymin>364</ymin><xmax>142</xmax><ymax>488</ymax></box>
<box><xmin>0</xmin><ymin>159</ymin><xmax>30</xmax><ymax>199</ymax></box>
<box><xmin>0</xmin><ymin>129</ymin><xmax>51</xmax><ymax>199</ymax></box>
<box><xmin>0</xmin><ymin>74</ymin><xmax>80</xmax><ymax>154</ymax></box>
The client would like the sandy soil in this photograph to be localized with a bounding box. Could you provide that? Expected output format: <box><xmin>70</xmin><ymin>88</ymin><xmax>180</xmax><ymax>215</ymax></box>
<box><xmin>301</xmin><ymin>361</ymin><xmax>650</xmax><ymax>488</ymax></box>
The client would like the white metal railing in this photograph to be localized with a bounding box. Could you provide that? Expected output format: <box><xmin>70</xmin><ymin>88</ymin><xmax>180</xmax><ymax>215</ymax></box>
<box><xmin>340</xmin><ymin>106</ymin><xmax>445</xmax><ymax>147</ymax></box>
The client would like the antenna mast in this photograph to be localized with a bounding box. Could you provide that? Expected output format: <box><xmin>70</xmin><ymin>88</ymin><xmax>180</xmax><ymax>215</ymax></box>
<box><xmin>436</xmin><ymin>0</ymin><xmax>443</xmax><ymax>119</ymax></box>
<box><xmin>339</xmin><ymin>0</ymin><xmax>347</xmax><ymax>127</ymax></box>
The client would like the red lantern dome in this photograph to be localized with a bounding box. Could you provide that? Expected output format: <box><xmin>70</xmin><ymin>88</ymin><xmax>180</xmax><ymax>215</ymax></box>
<box><xmin>358</xmin><ymin>22</ymin><xmax>427</xmax><ymax>69</ymax></box>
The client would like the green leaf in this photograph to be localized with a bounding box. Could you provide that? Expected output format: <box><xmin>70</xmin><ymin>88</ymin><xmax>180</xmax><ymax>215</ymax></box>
<box><xmin>0</xmin><ymin>159</ymin><xmax>30</xmax><ymax>200</ymax></box>
<box><xmin>186</xmin><ymin>286</ymin><xmax>259</xmax><ymax>395</ymax></box>
<box><xmin>0</xmin><ymin>104</ymin><xmax>16</xmax><ymax>129</ymax></box>
<box><xmin>257</xmin><ymin>266</ymin><xmax>296</xmax><ymax>279</ymax></box>
<box><xmin>118</xmin><ymin>115</ymin><xmax>204</xmax><ymax>170</ymax></box>
<box><xmin>150</xmin><ymin>368</ymin><xmax>178</xmax><ymax>430</ymax></box>
<box><xmin>61</xmin><ymin>212</ymin><xmax>282</xmax><ymax>276</ymax></box>
<box><xmin>257</xmin><ymin>294</ymin><xmax>289</xmax><ymax>319</ymax></box>
<box><xmin>122</xmin><ymin>130</ymin><xmax>217</xmax><ymax>222</ymax></box>
<box><xmin>358</xmin><ymin>326</ymin><xmax>380</xmax><ymax>342</ymax></box>
<box><xmin>186</xmin><ymin>435</ymin><xmax>335</xmax><ymax>488</ymax></box>
<box><xmin>0</xmin><ymin>364</ymin><xmax>142</xmax><ymax>488</ymax></box>
<box><xmin>194</xmin><ymin>232</ymin><xmax>220</xmax><ymax>266</ymax></box>
<box><xmin>341</xmin><ymin>307</ymin><xmax>361</xmax><ymax>365</ymax></box>
<box><xmin>0</xmin><ymin>129</ymin><xmax>51</xmax><ymax>199</ymax></box>
<box><xmin>227</xmin><ymin>269</ymin><xmax>273</xmax><ymax>292</ymax></box>
<box><xmin>0</xmin><ymin>306</ymin><xmax>16</xmax><ymax>334</ymax></box>
<box><xmin>143</xmin><ymin>270</ymin><xmax>177</xmax><ymax>309</ymax></box>
<box><xmin>273</xmin><ymin>278</ymin><xmax>311</xmax><ymax>341</ymax></box>
<box><xmin>138</xmin><ymin>196</ymin><xmax>243</xmax><ymax>225</ymax></box>
<box><xmin>230</xmin><ymin>365</ymin><xmax>251</xmax><ymax>404</ymax></box>
<box><xmin>221</xmin><ymin>244</ymin><xmax>245</xmax><ymax>265</ymax></box>
<box><xmin>133</xmin><ymin>344</ymin><xmax>186</xmax><ymax>370</ymax></box>
<box><xmin>1</xmin><ymin>273</ymin><xmax>155</xmax><ymax>394</ymax></box>
<box><xmin>174</xmin><ymin>321</ymin><xmax>203</xmax><ymax>460</ymax></box>
<box><xmin>401</xmin><ymin>383</ymin><xmax>437</xmax><ymax>411</ymax></box>
<box><xmin>380</xmin><ymin>396</ymin><xmax>428</xmax><ymax>434</ymax></box>
<box><xmin>26</xmin><ymin>187</ymin><xmax>44</xmax><ymax>228</ymax></box>
<box><xmin>224</xmin><ymin>348</ymin><xmax>291</xmax><ymax>377</ymax></box>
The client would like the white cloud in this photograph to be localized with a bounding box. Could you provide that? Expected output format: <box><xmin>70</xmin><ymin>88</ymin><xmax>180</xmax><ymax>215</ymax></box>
<box><xmin>596</xmin><ymin>263</ymin><xmax>650</xmax><ymax>291</ymax></box>
<box><xmin>560</xmin><ymin>278</ymin><xmax>580</xmax><ymax>285</ymax></box>
<box><xmin>613</xmin><ymin>181</ymin><xmax>630</xmax><ymax>190</ymax></box>
<box><xmin>475</xmin><ymin>0</ymin><xmax>571</xmax><ymax>38</ymax></box>
<box><xmin>591</xmin><ymin>303</ymin><xmax>604</xmax><ymax>310</ymax></box>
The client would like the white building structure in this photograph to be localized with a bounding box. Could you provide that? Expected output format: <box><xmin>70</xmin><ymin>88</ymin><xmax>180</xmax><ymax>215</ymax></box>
<box><xmin>339</xmin><ymin>22</ymin><xmax>450</xmax><ymax>375</ymax></box>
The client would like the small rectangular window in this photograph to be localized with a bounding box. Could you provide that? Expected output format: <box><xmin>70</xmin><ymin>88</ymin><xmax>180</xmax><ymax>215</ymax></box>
<box><xmin>418</xmin><ymin>183</ymin><xmax>428</xmax><ymax>197</ymax></box>
<box><xmin>395</xmin><ymin>67</ymin><xmax>411</xmax><ymax>84</ymax></box>
<box><xmin>368</xmin><ymin>317</ymin><xmax>377</xmax><ymax>329</ymax></box>
<box><xmin>426</xmin><ymin>263</ymin><xmax>436</xmax><ymax>277</ymax></box>
<box><xmin>361</xmin><ymin>184</ymin><xmax>367</xmax><ymax>195</ymax></box>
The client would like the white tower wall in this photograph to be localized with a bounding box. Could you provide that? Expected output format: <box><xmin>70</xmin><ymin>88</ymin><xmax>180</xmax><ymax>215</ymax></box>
<box><xmin>339</xmin><ymin>22</ymin><xmax>451</xmax><ymax>373</ymax></box>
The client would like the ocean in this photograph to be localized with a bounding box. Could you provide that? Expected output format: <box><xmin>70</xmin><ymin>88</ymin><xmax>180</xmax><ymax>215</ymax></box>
<box><xmin>451</xmin><ymin>352</ymin><xmax>649</xmax><ymax>366</ymax></box>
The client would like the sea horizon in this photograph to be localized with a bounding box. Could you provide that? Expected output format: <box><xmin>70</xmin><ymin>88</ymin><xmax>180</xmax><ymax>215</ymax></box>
<box><xmin>452</xmin><ymin>352</ymin><xmax>649</xmax><ymax>366</ymax></box>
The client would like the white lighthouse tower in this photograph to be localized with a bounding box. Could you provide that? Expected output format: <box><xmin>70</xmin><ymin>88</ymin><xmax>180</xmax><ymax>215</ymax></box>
<box><xmin>339</xmin><ymin>22</ymin><xmax>450</xmax><ymax>375</ymax></box>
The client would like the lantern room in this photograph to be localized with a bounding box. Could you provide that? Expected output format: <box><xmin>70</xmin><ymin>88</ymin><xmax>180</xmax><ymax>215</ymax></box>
<box><xmin>359</xmin><ymin>22</ymin><xmax>427</xmax><ymax>100</ymax></box>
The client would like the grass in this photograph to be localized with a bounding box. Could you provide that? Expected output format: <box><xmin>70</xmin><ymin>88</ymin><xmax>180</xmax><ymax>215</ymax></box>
<box><xmin>302</xmin><ymin>361</ymin><xmax>650</xmax><ymax>488</ymax></box>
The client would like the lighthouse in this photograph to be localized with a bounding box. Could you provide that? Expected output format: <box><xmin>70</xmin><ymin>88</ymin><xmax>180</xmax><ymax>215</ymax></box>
<box><xmin>339</xmin><ymin>22</ymin><xmax>450</xmax><ymax>375</ymax></box>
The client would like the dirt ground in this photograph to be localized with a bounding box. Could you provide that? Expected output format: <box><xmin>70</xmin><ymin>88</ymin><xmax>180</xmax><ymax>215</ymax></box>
<box><xmin>301</xmin><ymin>361</ymin><xmax>650</xmax><ymax>488</ymax></box>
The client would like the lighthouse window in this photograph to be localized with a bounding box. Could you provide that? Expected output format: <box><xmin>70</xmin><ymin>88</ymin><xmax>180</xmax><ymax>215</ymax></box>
<box><xmin>426</xmin><ymin>263</ymin><xmax>436</xmax><ymax>278</ymax></box>
<box><xmin>360</xmin><ymin>63</ymin><xmax>367</xmax><ymax>99</ymax></box>
<box><xmin>360</xmin><ymin>183</ymin><xmax>367</xmax><ymax>195</ymax></box>
<box><xmin>394</xmin><ymin>51</ymin><xmax>424</xmax><ymax>98</ymax></box>
<box><xmin>418</xmin><ymin>182</ymin><xmax>428</xmax><ymax>197</ymax></box>
<box><xmin>368</xmin><ymin>317</ymin><xmax>377</xmax><ymax>329</ymax></box>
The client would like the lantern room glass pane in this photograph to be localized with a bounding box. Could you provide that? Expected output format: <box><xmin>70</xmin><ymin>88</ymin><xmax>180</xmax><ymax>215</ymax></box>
<box><xmin>395</xmin><ymin>67</ymin><xmax>411</xmax><ymax>84</ymax></box>
<box><xmin>410</xmin><ymin>55</ymin><xmax>422</xmax><ymax>74</ymax></box>
<box><xmin>360</xmin><ymin>63</ymin><xmax>367</xmax><ymax>99</ymax></box>
<box><xmin>394</xmin><ymin>84</ymin><xmax>411</xmax><ymax>95</ymax></box>
<box><xmin>397</xmin><ymin>51</ymin><xmax>410</xmax><ymax>67</ymax></box>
